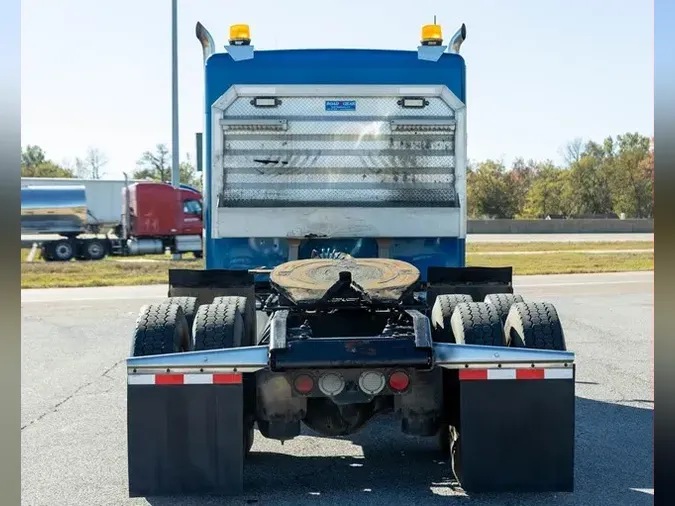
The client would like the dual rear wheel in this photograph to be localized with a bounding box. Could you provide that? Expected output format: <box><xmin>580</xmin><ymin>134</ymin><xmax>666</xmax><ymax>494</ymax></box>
<box><xmin>131</xmin><ymin>295</ymin><xmax>255</xmax><ymax>456</ymax></box>
<box><xmin>431</xmin><ymin>293</ymin><xmax>566</xmax><ymax>350</ymax></box>
<box><xmin>431</xmin><ymin>292</ymin><xmax>567</xmax><ymax>464</ymax></box>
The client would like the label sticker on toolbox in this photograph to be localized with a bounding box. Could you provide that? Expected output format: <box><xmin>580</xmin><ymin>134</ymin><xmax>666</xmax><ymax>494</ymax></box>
<box><xmin>325</xmin><ymin>100</ymin><xmax>356</xmax><ymax>111</ymax></box>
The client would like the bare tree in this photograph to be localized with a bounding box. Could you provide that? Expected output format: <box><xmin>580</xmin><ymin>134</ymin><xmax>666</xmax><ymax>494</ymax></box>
<box><xmin>560</xmin><ymin>138</ymin><xmax>585</xmax><ymax>166</ymax></box>
<box><xmin>85</xmin><ymin>148</ymin><xmax>108</xmax><ymax>179</ymax></box>
<box><xmin>73</xmin><ymin>148</ymin><xmax>108</xmax><ymax>179</ymax></box>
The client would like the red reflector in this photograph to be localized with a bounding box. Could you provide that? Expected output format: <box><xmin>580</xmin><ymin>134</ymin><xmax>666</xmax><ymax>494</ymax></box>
<box><xmin>155</xmin><ymin>374</ymin><xmax>184</xmax><ymax>385</ymax></box>
<box><xmin>213</xmin><ymin>373</ymin><xmax>242</xmax><ymax>384</ymax></box>
<box><xmin>388</xmin><ymin>371</ymin><xmax>410</xmax><ymax>391</ymax></box>
<box><xmin>516</xmin><ymin>368</ymin><xmax>545</xmax><ymax>380</ymax></box>
<box><xmin>458</xmin><ymin>369</ymin><xmax>488</xmax><ymax>381</ymax></box>
<box><xmin>294</xmin><ymin>374</ymin><xmax>314</xmax><ymax>394</ymax></box>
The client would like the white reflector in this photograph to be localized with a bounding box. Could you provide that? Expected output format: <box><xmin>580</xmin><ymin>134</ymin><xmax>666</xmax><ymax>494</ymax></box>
<box><xmin>358</xmin><ymin>371</ymin><xmax>386</xmax><ymax>395</ymax></box>
<box><xmin>318</xmin><ymin>373</ymin><xmax>345</xmax><ymax>396</ymax></box>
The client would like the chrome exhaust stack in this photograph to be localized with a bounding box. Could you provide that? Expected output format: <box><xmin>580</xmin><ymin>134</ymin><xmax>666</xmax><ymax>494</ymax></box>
<box><xmin>448</xmin><ymin>23</ymin><xmax>466</xmax><ymax>54</ymax></box>
<box><xmin>195</xmin><ymin>22</ymin><xmax>216</xmax><ymax>64</ymax></box>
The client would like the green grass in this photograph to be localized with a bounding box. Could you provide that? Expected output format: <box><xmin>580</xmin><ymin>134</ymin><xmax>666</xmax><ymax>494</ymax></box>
<box><xmin>467</xmin><ymin>252</ymin><xmax>653</xmax><ymax>275</ymax></box>
<box><xmin>20</xmin><ymin>242</ymin><xmax>654</xmax><ymax>289</ymax></box>
<box><xmin>21</xmin><ymin>257</ymin><xmax>204</xmax><ymax>289</ymax></box>
<box><xmin>465</xmin><ymin>240</ymin><xmax>653</xmax><ymax>253</ymax></box>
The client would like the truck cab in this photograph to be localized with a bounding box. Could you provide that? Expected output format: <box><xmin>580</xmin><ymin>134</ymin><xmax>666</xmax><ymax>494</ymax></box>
<box><xmin>125</xmin><ymin>182</ymin><xmax>203</xmax><ymax>237</ymax></box>
<box><xmin>200</xmin><ymin>27</ymin><xmax>466</xmax><ymax>275</ymax></box>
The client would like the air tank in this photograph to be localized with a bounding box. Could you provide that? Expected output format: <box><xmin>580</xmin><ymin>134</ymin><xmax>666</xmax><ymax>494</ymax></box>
<box><xmin>20</xmin><ymin>185</ymin><xmax>88</xmax><ymax>236</ymax></box>
<box><xmin>126</xmin><ymin>238</ymin><xmax>164</xmax><ymax>255</ymax></box>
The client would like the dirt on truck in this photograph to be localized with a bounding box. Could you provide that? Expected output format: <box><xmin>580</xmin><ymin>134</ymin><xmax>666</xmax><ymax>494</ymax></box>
<box><xmin>124</xmin><ymin>19</ymin><xmax>576</xmax><ymax>497</ymax></box>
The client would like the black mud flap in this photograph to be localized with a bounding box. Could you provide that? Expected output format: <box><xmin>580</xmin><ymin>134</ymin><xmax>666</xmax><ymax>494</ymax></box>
<box><xmin>427</xmin><ymin>266</ymin><xmax>513</xmax><ymax>308</ymax></box>
<box><xmin>456</xmin><ymin>366</ymin><xmax>575</xmax><ymax>493</ymax></box>
<box><xmin>127</xmin><ymin>373</ymin><xmax>244</xmax><ymax>497</ymax></box>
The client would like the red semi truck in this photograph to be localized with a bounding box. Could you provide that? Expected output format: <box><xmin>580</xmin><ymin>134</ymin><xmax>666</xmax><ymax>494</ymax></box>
<box><xmin>21</xmin><ymin>181</ymin><xmax>204</xmax><ymax>261</ymax></box>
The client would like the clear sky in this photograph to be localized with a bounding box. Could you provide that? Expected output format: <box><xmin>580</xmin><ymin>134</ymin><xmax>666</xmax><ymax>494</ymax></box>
<box><xmin>21</xmin><ymin>0</ymin><xmax>653</xmax><ymax>179</ymax></box>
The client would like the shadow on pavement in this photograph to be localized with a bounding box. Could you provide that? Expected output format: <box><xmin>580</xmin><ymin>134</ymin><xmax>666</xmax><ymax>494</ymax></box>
<box><xmin>146</xmin><ymin>396</ymin><xmax>653</xmax><ymax>506</ymax></box>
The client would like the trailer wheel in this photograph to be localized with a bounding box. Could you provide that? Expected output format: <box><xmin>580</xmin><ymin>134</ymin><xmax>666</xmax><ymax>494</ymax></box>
<box><xmin>83</xmin><ymin>239</ymin><xmax>107</xmax><ymax>261</ymax></box>
<box><xmin>52</xmin><ymin>239</ymin><xmax>75</xmax><ymax>262</ymax></box>
<box><xmin>431</xmin><ymin>294</ymin><xmax>473</xmax><ymax>343</ymax></box>
<box><xmin>504</xmin><ymin>302</ymin><xmax>567</xmax><ymax>350</ymax></box>
<box><xmin>165</xmin><ymin>296</ymin><xmax>199</xmax><ymax>330</ymax></box>
<box><xmin>131</xmin><ymin>303</ymin><xmax>191</xmax><ymax>356</ymax></box>
<box><xmin>450</xmin><ymin>302</ymin><xmax>506</xmax><ymax>347</ymax></box>
<box><xmin>484</xmin><ymin>293</ymin><xmax>524</xmax><ymax>324</ymax></box>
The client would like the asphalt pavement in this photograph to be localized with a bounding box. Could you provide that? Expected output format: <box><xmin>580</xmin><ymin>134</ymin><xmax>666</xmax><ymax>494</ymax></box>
<box><xmin>21</xmin><ymin>271</ymin><xmax>654</xmax><ymax>505</ymax></box>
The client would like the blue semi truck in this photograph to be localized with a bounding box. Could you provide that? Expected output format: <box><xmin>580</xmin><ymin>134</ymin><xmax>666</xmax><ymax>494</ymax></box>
<box><xmin>125</xmin><ymin>20</ymin><xmax>576</xmax><ymax>497</ymax></box>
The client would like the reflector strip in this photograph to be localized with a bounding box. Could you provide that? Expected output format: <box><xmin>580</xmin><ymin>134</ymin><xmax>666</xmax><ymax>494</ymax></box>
<box><xmin>458</xmin><ymin>369</ymin><xmax>488</xmax><ymax>380</ymax></box>
<box><xmin>127</xmin><ymin>373</ymin><xmax>243</xmax><ymax>385</ymax></box>
<box><xmin>213</xmin><ymin>373</ymin><xmax>243</xmax><ymax>384</ymax></box>
<box><xmin>458</xmin><ymin>368</ymin><xmax>573</xmax><ymax>381</ymax></box>
<box><xmin>516</xmin><ymin>368</ymin><xmax>546</xmax><ymax>380</ymax></box>
<box><xmin>543</xmin><ymin>368</ymin><xmax>575</xmax><ymax>380</ymax></box>
<box><xmin>155</xmin><ymin>374</ymin><xmax>184</xmax><ymax>385</ymax></box>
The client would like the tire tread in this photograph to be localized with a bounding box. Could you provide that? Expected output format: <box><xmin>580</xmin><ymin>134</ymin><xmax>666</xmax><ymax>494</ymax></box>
<box><xmin>484</xmin><ymin>293</ymin><xmax>524</xmax><ymax>324</ymax></box>
<box><xmin>450</xmin><ymin>302</ymin><xmax>505</xmax><ymax>346</ymax></box>
<box><xmin>166</xmin><ymin>296</ymin><xmax>199</xmax><ymax>329</ymax></box>
<box><xmin>193</xmin><ymin>297</ymin><xmax>244</xmax><ymax>350</ymax></box>
<box><xmin>505</xmin><ymin>302</ymin><xmax>566</xmax><ymax>350</ymax></box>
<box><xmin>431</xmin><ymin>294</ymin><xmax>474</xmax><ymax>342</ymax></box>
<box><xmin>131</xmin><ymin>303</ymin><xmax>189</xmax><ymax>356</ymax></box>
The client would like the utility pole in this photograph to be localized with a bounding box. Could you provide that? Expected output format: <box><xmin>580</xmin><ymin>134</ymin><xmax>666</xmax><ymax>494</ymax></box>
<box><xmin>171</xmin><ymin>0</ymin><xmax>180</xmax><ymax>189</ymax></box>
<box><xmin>171</xmin><ymin>0</ymin><xmax>181</xmax><ymax>260</ymax></box>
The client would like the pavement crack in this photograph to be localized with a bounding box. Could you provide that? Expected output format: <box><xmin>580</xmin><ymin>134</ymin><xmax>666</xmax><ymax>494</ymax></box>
<box><xmin>21</xmin><ymin>358</ymin><xmax>125</xmax><ymax>431</ymax></box>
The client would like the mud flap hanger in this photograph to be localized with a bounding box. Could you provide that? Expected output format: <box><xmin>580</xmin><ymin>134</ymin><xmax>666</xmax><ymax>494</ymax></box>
<box><xmin>126</xmin><ymin>343</ymin><xmax>574</xmax><ymax>373</ymax></box>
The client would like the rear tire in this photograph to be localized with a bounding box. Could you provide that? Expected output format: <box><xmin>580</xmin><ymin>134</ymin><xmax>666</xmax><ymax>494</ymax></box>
<box><xmin>431</xmin><ymin>294</ymin><xmax>474</xmax><ymax>343</ymax></box>
<box><xmin>192</xmin><ymin>297</ymin><xmax>253</xmax><ymax>457</ymax></box>
<box><xmin>504</xmin><ymin>302</ymin><xmax>566</xmax><ymax>350</ymax></box>
<box><xmin>450</xmin><ymin>302</ymin><xmax>505</xmax><ymax>347</ymax></box>
<box><xmin>131</xmin><ymin>303</ymin><xmax>191</xmax><ymax>356</ymax></box>
<box><xmin>193</xmin><ymin>299</ymin><xmax>244</xmax><ymax>350</ymax></box>
<box><xmin>165</xmin><ymin>296</ymin><xmax>199</xmax><ymax>330</ymax></box>
<box><xmin>483</xmin><ymin>293</ymin><xmax>524</xmax><ymax>325</ymax></box>
<box><xmin>212</xmin><ymin>295</ymin><xmax>254</xmax><ymax>346</ymax></box>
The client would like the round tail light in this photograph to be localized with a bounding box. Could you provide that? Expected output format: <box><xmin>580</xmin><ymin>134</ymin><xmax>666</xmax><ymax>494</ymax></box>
<box><xmin>389</xmin><ymin>371</ymin><xmax>410</xmax><ymax>392</ymax></box>
<box><xmin>294</xmin><ymin>374</ymin><xmax>314</xmax><ymax>394</ymax></box>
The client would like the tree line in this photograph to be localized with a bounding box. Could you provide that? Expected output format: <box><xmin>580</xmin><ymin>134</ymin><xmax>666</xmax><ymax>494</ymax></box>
<box><xmin>20</xmin><ymin>143</ymin><xmax>202</xmax><ymax>190</ymax></box>
<box><xmin>21</xmin><ymin>131</ymin><xmax>653</xmax><ymax>219</ymax></box>
<box><xmin>467</xmin><ymin>132</ymin><xmax>653</xmax><ymax>219</ymax></box>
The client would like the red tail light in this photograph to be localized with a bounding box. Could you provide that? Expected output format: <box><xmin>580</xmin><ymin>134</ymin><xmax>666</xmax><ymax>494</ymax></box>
<box><xmin>388</xmin><ymin>371</ymin><xmax>410</xmax><ymax>391</ymax></box>
<box><xmin>293</xmin><ymin>374</ymin><xmax>314</xmax><ymax>394</ymax></box>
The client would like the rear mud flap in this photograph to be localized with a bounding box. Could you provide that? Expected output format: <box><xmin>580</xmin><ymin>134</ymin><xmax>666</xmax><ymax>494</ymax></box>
<box><xmin>127</xmin><ymin>375</ymin><xmax>244</xmax><ymax>497</ymax></box>
<box><xmin>456</xmin><ymin>367</ymin><xmax>575</xmax><ymax>493</ymax></box>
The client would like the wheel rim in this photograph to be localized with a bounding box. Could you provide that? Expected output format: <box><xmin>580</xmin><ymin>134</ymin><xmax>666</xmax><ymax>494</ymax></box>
<box><xmin>88</xmin><ymin>243</ymin><xmax>103</xmax><ymax>257</ymax></box>
<box><xmin>55</xmin><ymin>244</ymin><xmax>72</xmax><ymax>258</ymax></box>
